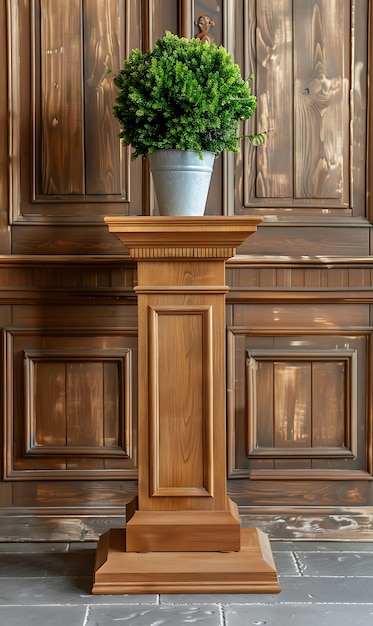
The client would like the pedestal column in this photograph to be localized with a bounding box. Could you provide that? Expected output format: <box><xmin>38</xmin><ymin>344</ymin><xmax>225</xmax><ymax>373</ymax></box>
<box><xmin>93</xmin><ymin>216</ymin><xmax>280</xmax><ymax>594</ymax></box>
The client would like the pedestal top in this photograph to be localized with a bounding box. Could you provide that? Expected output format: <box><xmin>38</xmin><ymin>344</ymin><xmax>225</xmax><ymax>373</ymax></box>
<box><xmin>104</xmin><ymin>216</ymin><xmax>263</xmax><ymax>260</ymax></box>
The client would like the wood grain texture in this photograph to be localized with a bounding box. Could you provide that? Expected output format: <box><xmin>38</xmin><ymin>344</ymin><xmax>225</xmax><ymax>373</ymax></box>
<box><xmin>294</xmin><ymin>0</ymin><xmax>349</xmax><ymax>200</ymax></box>
<box><xmin>93</xmin><ymin>527</ymin><xmax>280</xmax><ymax>594</ymax></box>
<box><xmin>1</xmin><ymin>1</ymin><xmax>373</xmax><ymax>543</ymax></box>
<box><xmin>0</xmin><ymin>0</ymin><xmax>10</xmax><ymax>251</ymax></box>
<box><xmin>104</xmin><ymin>217</ymin><xmax>263</xmax><ymax>561</ymax></box>
<box><xmin>228</xmin><ymin>329</ymin><xmax>368</xmax><ymax>490</ymax></box>
<box><xmin>150</xmin><ymin>306</ymin><xmax>213</xmax><ymax>497</ymax></box>
<box><xmin>246</xmin><ymin>0</ymin><xmax>293</xmax><ymax>200</ymax></box>
<box><xmin>40</xmin><ymin>0</ymin><xmax>84</xmax><ymax>194</ymax></box>
<box><xmin>83</xmin><ymin>0</ymin><xmax>123</xmax><ymax>195</ymax></box>
<box><xmin>4</xmin><ymin>331</ymin><xmax>137</xmax><ymax>480</ymax></box>
<box><xmin>239</xmin><ymin>0</ymin><xmax>367</xmax><ymax>222</ymax></box>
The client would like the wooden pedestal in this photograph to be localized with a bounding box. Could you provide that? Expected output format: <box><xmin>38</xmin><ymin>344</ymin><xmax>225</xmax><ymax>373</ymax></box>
<box><xmin>93</xmin><ymin>216</ymin><xmax>280</xmax><ymax>595</ymax></box>
<box><xmin>93</xmin><ymin>527</ymin><xmax>279</xmax><ymax>594</ymax></box>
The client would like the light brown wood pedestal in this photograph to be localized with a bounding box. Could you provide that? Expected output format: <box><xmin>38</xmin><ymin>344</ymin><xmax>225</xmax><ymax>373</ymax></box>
<box><xmin>93</xmin><ymin>526</ymin><xmax>279</xmax><ymax>594</ymax></box>
<box><xmin>93</xmin><ymin>217</ymin><xmax>280</xmax><ymax>595</ymax></box>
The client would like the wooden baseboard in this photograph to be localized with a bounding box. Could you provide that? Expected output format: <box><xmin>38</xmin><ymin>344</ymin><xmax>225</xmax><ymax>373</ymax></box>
<box><xmin>1</xmin><ymin>509</ymin><xmax>373</xmax><ymax>541</ymax></box>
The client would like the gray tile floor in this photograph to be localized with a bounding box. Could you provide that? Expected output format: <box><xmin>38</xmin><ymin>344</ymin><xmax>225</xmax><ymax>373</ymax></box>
<box><xmin>0</xmin><ymin>539</ymin><xmax>373</xmax><ymax>625</ymax></box>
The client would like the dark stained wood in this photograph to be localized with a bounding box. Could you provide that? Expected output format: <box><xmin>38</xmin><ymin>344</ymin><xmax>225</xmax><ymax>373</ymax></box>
<box><xmin>312</xmin><ymin>361</ymin><xmax>346</xmax><ymax>448</ymax></box>
<box><xmin>83</xmin><ymin>0</ymin><xmax>123</xmax><ymax>196</ymax></box>
<box><xmin>237</xmin><ymin>225</ymin><xmax>369</xmax><ymax>257</ymax></box>
<box><xmin>11</xmin><ymin>480</ymin><xmax>138</xmax><ymax>507</ymax></box>
<box><xmin>40</xmin><ymin>0</ymin><xmax>84</xmax><ymax>195</ymax></box>
<box><xmin>0</xmin><ymin>513</ymin><xmax>126</xmax><ymax>542</ymax></box>
<box><xmin>229</xmin><ymin>478</ymin><xmax>373</xmax><ymax>508</ymax></box>
<box><xmin>228</xmin><ymin>328</ymin><xmax>369</xmax><ymax>488</ymax></box>
<box><xmin>236</xmin><ymin>0</ymin><xmax>368</xmax><ymax>235</ymax></box>
<box><xmin>34</xmin><ymin>361</ymin><xmax>67</xmax><ymax>448</ymax></box>
<box><xmin>0</xmin><ymin>0</ymin><xmax>9</xmax><ymax>252</ymax></box>
<box><xmin>1</xmin><ymin>0</ymin><xmax>373</xmax><ymax>542</ymax></box>
<box><xmin>274</xmin><ymin>362</ymin><xmax>311</xmax><ymax>448</ymax></box>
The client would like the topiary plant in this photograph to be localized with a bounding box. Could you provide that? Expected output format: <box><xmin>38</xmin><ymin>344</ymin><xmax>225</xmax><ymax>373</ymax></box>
<box><xmin>109</xmin><ymin>31</ymin><xmax>264</xmax><ymax>160</ymax></box>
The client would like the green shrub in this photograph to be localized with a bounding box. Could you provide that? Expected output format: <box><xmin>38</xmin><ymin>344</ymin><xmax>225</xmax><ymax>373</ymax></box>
<box><xmin>112</xmin><ymin>31</ymin><xmax>259</xmax><ymax>159</ymax></box>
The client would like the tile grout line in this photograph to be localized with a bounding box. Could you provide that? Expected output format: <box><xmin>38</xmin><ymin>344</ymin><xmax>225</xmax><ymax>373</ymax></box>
<box><xmin>219</xmin><ymin>603</ymin><xmax>226</xmax><ymax>626</ymax></box>
<box><xmin>292</xmin><ymin>550</ymin><xmax>305</xmax><ymax>576</ymax></box>
<box><xmin>82</xmin><ymin>605</ymin><xmax>90</xmax><ymax>626</ymax></box>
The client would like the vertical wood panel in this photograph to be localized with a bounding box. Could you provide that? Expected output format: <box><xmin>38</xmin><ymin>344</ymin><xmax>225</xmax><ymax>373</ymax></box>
<box><xmin>248</xmin><ymin>0</ymin><xmax>293</xmax><ymax>199</ymax></box>
<box><xmin>312</xmin><ymin>361</ymin><xmax>345</xmax><ymax>447</ymax></box>
<box><xmin>293</xmin><ymin>0</ymin><xmax>349</xmax><ymax>199</ymax></box>
<box><xmin>103</xmin><ymin>361</ymin><xmax>119</xmax><ymax>447</ymax></box>
<box><xmin>83</xmin><ymin>0</ymin><xmax>122</xmax><ymax>195</ymax></box>
<box><xmin>66</xmin><ymin>362</ymin><xmax>104</xmax><ymax>446</ymax></box>
<box><xmin>0</xmin><ymin>0</ymin><xmax>9</xmax><ymax>250</ymax></box>
<box><xmin>40</xmin><ymin>0</ymin><xmax>84</xmax><ymax>194</ymax></box>
<box><xmin>274</xmin><ymin>362</ymin><xmax>311</xmax><ymax>447</ymax></box>
<box><xmin>34</xmin><ymin>361</ymin><xmax>66</xmax><ymax>446</ymax></box>
<box><xmin>254</xmin><ymin>361</ymin><xmax>274</xmax><ymax>448</ymax></box>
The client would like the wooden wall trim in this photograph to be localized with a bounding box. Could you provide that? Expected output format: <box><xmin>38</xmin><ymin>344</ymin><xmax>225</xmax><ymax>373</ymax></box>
<box><xmin>367</xmin><ymin>0</ymin><xmax>373</xmax><ymax>225</ymax></box>
<box><xmin>1</xmin><ymin>507</ymin><xmax>372</xmax><ymax>541</ymax></box>
<box><xmin>179</xmin><ymin>0</ymin><xmax>194</xmax><ymax>39</ymax></box>
<box><xmin>240</xmin><ymin>510</ymin><xmax>373</xmax><ymax>541</ymax></box>
<box><xmin>0</xmin><ymin>255</ymin><xmax>135</xmax><ymax>266</ymax></box>
<box><xmin>228</xmin><ymin>256</ymin><xmax>373</xmax><ymax>267</ymax></box>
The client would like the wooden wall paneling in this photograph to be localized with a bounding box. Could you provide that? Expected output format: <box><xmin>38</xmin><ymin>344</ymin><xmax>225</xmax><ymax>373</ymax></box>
<box><xmin>311</xmin><ymin>361</ymin><xmax>348</xmax><ymax>449</ymax></box>
<box><xmin>0</xmin><ymin>512</ymin><xmax>126</xmax><ymax>542</ymax></box>
<box><xmin>39</xmin><ymin>0</ymin><xmax>85</xmax><ymax>195</ymax></box>
<box><xmin>240</xmin><ymin>0</ymin><xmax>358</xmax><ymax>213</ymax></box>
<box><xmin>11</xmin><ymin>225</ymin><xmax>129</xmax><ymax>255</ymax></box>
<box><xmin>237</xmin><ymin>224</ymin><xmax>370</xmax><ymax>257</ymax></box>
<box><xmin>227</xmin><ymin>325</ymin><xmax>371</xmax><ymax>505</ymax></box>
<box><xmin>239</xmin><ymin>509</ymin><xmax>373</xmax><ymax>541</ymax></box>
<box><xmin>246</xmin><ymin>348</ymin><xmax>358</xmax><ymax>460</ymax></box>
<box><xmin>33</xmin><ymin>360</ymin><xmax>67</xmax><ymax>449</ymax></box>
<box><xmin>10</xmin><ymin>478</ymin><xmax>138</xmax><ymax>509</ymax></box>
<box><xmin>83</xmin><ymin>0</ymin><xmax>123</xmax><ymax>196</ymax></box>
<box><xmin>293</xmin><ymin>0</ymin><xmax>350</xmax><ymax>202</ymax></box>
<box><xmin>274</xmin><ymin>361</ymin><xmax>312</xmax><ymax>449</ymax></box>
<box><xmin>226</xmin><ymin>258</ymin><xmax>373</xmax><ymax>291</ymax></box>
<box><xmin>6</xmin><ymin>0</ymin><xmax>146</xmax><ymax>255</ymax></box>
<box><xmin>351</xmin><ymin>0</ymin><xmax>369</xmax><ymax>218</ymax></box>
<box><xmin>3</xmin><ymin>327</ymin><xmax>138</xmax><ymax>480</ymax></box>
<box><xmin>226</xmin><ymin>256</ymin><xmax>373</xmax><ymax>520</ymax></box>
<box><xmin>368</xmin><ymin>0</ymin><xmax>373</xmax><ymax>225</ymax></box>
<box><xmin>228</xmin><ymin>478</ymin><xmax>372</xmax><ymax>508</ymax></box>
<box><xmin>11</xmin><ymin>303</ymin><xmax>138</xmax><ymax>329</ymax></box>
<box><xmin>245</xmin><ymin>0</ymin><xmax>293</xmax><ymax>201</ymax></box>
<box><xmin>34</xmin><ymin>0</ymin><xmax>129</xmax><ymax>205</ymax></box>
<box><xmin>0</xmin><ymin>1</ymin><xmax>10</xmax><ymax>252</ymax></box>
<box><xmin>0</xmin><ymin>483</ymin><xmax>12</xmax><ymax>507</ymax></box>
<box><xmin>179</xmin><ymin>0</ymin><xmax>193</xmax><ymax>38</ymax></box>
<box><xmin>232</xmin><ymin>301</ymin><xmax>370</xmax><ymax>328</ymax></box>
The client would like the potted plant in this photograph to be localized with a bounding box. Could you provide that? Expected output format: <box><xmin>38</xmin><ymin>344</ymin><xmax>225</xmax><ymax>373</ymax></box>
<box><xmin>109</xmin><ymin>31</ymin><xmax>264</xmax><ymax>216</ymax></box>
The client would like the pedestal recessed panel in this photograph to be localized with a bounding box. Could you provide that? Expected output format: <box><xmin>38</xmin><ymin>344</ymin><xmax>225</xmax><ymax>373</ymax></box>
<box><xmin>149</xmin><ymin>305</ymin><xmax>213</xmax><ymax>497</ymax></box>
<box><xmin>93</xmin><ymin>527</ymin><xmax>281</xmax><ymax>594</ymax></box>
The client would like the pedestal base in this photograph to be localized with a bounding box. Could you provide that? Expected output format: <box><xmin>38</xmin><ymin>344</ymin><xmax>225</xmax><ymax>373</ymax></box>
<box><xmin>125</xmin><ymin>498</ymin><xmax>241</xmax><ymax>552</ymax></box>
<box><xmin>92</xmin><ymin>527</ymin><xmax>281</xmax><ymax>594</ymax></box>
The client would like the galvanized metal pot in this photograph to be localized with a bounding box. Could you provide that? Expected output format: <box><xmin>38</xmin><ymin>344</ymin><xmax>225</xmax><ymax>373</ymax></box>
<box><xmin>148</xmin><ymin>149</ymin><xmax>215</xmax><ymax>216</ymax></box>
